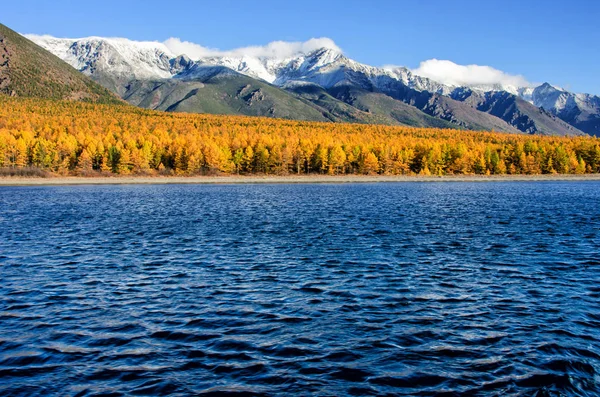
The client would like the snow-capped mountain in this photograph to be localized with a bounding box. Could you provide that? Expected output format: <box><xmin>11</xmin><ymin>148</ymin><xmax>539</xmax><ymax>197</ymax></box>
<box><xmin>26</xmin><ymin>34</ymin><xmax>598</xmax><ymax>136</ymax></box>
<box><xmin>531</xmin><ymin>83</ymin><xmax>599</xmax><ymax>116</ymax></box>
<box><xmin>22</xmin><ymin>34</ymin><xmax>553</xmax><ymax>96</ymax></box>
<box><xmin>528</xmin><ymin>83</ymin><xmax>600</xmax><ymax>135</ymax></box>
<box><xmin>26</xmin><ymin>34</ymin><xmax>453</xmax><ymax>92</ymax></box>
<box><xmin>195</xmin><ymin>47</ymin><xmax>458</xmax><ymax>96</ymax></box>
<box><xmin>27</xmin><ymin>35</ymin><xmax>177</xmax><ymax>80</ymax></box>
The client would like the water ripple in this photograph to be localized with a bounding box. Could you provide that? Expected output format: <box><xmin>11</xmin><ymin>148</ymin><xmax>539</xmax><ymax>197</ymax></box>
<box><xmin>0</xmin><ymin>182</ymin><xmax>599</xmax><ymax>396</ymax></box>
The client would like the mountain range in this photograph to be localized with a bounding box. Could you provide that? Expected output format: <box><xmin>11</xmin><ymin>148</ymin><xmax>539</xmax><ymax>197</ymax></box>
<box><xmin>6</xmin><ymin>25</ymin><xmax>600</xmax><ymax>137</ymax></box>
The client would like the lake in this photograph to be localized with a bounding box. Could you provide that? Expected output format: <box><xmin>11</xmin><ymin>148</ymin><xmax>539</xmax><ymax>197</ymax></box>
<box><xmin>1</xmin><ymin>182</ymin><xmax>599</xmax><ymax>396</ymax></box>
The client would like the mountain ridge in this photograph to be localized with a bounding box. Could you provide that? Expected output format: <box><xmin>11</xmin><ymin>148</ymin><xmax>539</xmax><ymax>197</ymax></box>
<box><xmin>26</xmin><ymin>33</ymin><xmax>597</xmax><ymax>136</ymax></box>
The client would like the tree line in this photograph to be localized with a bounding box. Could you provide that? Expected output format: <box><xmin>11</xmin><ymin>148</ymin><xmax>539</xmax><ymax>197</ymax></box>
<box><xmin>1</xmin><ymin>96</ymin><xmax>599</xmax><ymax>176</ymax></box>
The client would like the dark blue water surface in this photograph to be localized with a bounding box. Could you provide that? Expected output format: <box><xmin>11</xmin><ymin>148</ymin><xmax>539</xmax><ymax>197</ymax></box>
<box><xmin>1</xmin><ymin>182</ymin><xmax>599</xmax><ymax>396</ymax></box>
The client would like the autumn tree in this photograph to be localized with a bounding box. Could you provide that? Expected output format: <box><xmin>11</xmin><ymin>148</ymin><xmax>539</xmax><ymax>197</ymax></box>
<box><xmin>0</xmin><ymin>95</ymin><xmax>598</xmax><ymax>178</ymax></box>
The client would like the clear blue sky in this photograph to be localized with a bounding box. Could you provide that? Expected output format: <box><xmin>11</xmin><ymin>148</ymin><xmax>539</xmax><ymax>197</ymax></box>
<box><xmin>2</xmin><ymin>0</ymin><xmax>599</xmax><ymax>94</ymax></box>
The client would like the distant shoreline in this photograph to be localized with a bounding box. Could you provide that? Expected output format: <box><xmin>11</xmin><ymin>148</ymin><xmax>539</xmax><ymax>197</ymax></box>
<box><xmin>1</xmin><ymin>174</ymin><xmax>600</xmax><ymax>186</ymax></box>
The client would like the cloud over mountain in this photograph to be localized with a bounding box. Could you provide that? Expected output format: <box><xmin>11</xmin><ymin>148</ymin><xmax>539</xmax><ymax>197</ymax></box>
<box><xmin>410</xmin><ymin>59</ymin><xmax>532</xmax><ymax>88</ymax></box>
<box><xmin>163</xmin><ymin>37</ymin><xmax>341</xmax><ymax>60</ymax></box>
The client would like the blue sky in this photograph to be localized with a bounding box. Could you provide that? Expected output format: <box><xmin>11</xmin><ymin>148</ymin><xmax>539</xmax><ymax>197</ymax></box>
<box><xmin>2</xmin><ymin>0</ymin><xmax>599</xmax><ymax>94</ymax></box>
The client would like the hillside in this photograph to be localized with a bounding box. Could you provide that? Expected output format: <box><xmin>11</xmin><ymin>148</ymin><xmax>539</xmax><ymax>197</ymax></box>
<box><xmin>450</xmin><ymin>89</ymin><xmax>583</xmax><ymax>136</ymax></box>
<box><xmin>0</xmin><ymin>24</ymin><xmax>120</xmax><ymax>103</ymax></box>
<box><xmin>122</xmin><ymin>69</ymin><xmax>333</xmax><ymax>122</ymax></box>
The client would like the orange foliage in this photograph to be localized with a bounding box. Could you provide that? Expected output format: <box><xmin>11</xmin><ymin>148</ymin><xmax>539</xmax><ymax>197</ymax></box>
<box><xmin>1</xmin><ymin>95</ymin><xmax>599</xmax><ymax>176</ymax></box>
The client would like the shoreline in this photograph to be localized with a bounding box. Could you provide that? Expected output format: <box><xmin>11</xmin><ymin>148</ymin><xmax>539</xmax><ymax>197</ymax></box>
<box><xmin>1</xmin><ymin>174</ymin><xmax>600</xmax><ymax>186</ymax></box>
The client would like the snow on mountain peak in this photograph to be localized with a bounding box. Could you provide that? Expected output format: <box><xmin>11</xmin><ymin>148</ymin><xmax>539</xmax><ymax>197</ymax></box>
<box><xmin>27</xmin><ymin>34</ymin><xmax>346</xmax><ymax>82</ymax></box>
<box><xmin>160</xmin><ymin>36</ymin><xmax>341</xmax><ymax>61</ymax></box>
<box><xmin>26</xmin><ymin>34</ymin><xmax>175</xmax><ymax>79</ymax></box>
<box><xmin>25</xmin><ymin>33</ymin><xmax>450</xmax><ymax>91</ymax></box>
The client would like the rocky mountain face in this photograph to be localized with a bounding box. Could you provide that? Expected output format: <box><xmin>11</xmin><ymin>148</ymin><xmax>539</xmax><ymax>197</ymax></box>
<box><xmin>528</xmin><ymin>83</ymin><xmax>600</xmax><ymax>136</ymax></box>
<box><xmin>448</xmin><ymin>89</ymin><xmax>582</xmax><ymax>136</ymax></box>
<box><xmin>27</xmin><ymin>33</ymin><xmax>597</xmax><ymax>136</ymax></box>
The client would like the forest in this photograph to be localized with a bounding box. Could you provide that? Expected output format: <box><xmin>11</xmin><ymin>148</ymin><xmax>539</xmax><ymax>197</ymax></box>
<box><xmin>1</xmin><ymin>95</ymin><xmax>599</xmax><ymax>176</ymax></box>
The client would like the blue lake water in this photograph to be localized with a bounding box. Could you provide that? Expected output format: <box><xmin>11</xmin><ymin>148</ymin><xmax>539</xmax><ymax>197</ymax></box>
<box><xmin>0</xmin><ymin>182</ymin><xmax>599</xmax><ymax>396</ymax></box>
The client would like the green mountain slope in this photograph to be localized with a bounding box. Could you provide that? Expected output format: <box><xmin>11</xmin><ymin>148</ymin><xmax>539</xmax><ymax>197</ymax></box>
<box><xmin>0</xmin><ymin>23</ymin><xmax>120</xmax><ymax>104</ymax></box>
<box><xmin>123</xmin><ymin>70</ymin><xmax>333</xmax><ymax>121</ymax></box>
<box><xmin>319</xmin><ymin>85</ymin><xmax>458</xmax><ymax>128</ymax></box>
<box><xmin>284</xmin><ymin>83</ymin><xmax>395</xmax><ymax>124</ymax></box>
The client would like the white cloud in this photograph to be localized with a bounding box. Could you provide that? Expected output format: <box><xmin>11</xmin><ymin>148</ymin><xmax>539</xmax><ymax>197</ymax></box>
<box><xmin>410</xmin><ymin>59</ymin><xmax>532</xmax><ymax>88</ymax></box>
<box><xmin>163</xmin><ymin>37</ymin><xmax>341</xmax><ymax>60</ymax></box>
<box><xmin>162</xmin><ymin>38</ymin><xmax>217</xmax><ymax>59</ymax></box>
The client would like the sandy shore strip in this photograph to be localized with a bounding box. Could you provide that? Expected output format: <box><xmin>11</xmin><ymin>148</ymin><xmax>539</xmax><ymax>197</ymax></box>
<box><xmin>1</xmin><ymin>174</ymin><xmax>600</xmax><ymax>186</ymax></box>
